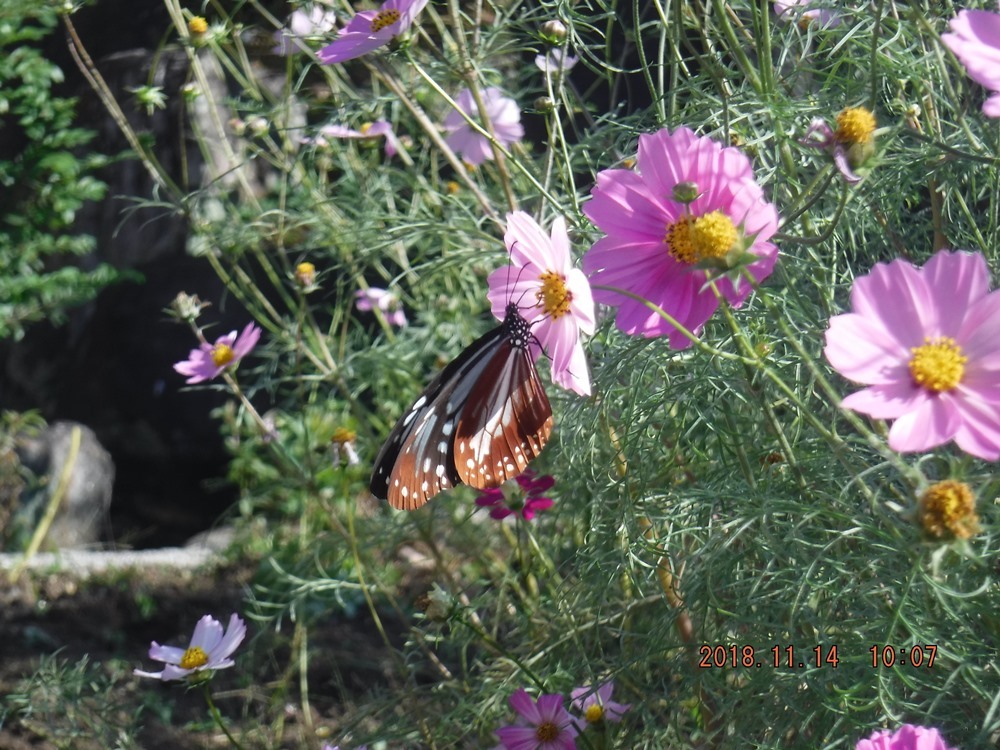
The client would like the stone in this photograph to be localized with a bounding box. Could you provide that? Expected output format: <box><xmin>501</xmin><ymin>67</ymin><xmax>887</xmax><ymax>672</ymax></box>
<box><xmin>14</xmin><ymin>421</ymin><xmax>114</xmax><ymax>550</ymax></box>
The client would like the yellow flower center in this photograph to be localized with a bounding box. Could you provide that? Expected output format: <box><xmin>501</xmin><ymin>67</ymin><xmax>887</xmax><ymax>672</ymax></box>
<box><xmin>370</xmin><ymin>8</ymin><xmax>401</xmax><ymax>32</ymax></box>
<box><xmin>180</xmin><ymin>646</ymin><xmax>209</xmax><ymax>670</ymax></box>
<box><xmin>908</xmin><ymin>337</ymin><xmax>966</xmax><ymax>392</ymax></box>
<box><xmin>446</xmin><ymin>180</ymin><xmax>460</xmax><ymax>194</ymax></box>
<box><xmin>211</xmin><ymin>343</ymin><xmax>236</xmax><ymax>368</ymax></box>
<box><xmin>918</xmin><ymin>480</ymin><xmax>979</xmax><ymax>540</ymax></box>
<box><xmin>536</xmin><ymin>270</ymin><xmax>572</xmax><ymax>319</ymax></box>
<box><xmin>359</xmin><ymin>122</ymin><xmax>374</xmax><ymax>135</ymax></box>
<box><xmin>665</xmin><ymin>211</ymin><xmax>737</xmax><ymax>265</ymax></box>
<box><xmin>331</xmin><ymin>427</ymin><xmax>356</xmax><ymax>444</ymax></box>
<box><xmin>585</xmin><ymin>704</ymin><xmax>604</xmax><ymax>723</ymax></box>
<box><xmin>188</xmin><ymin>16</ymin><xmax>208</xmax><ymax>35</ymax></box>
<box><xmin>295</xmin><ymin>262</ymin><xmax>315</xmax><ymax>281</ymax></box>
<box><xmin>535</xmin><ymin>722</ymin><xmax>559</xmax><ymax>742</ymax></box>
<box><xmin>836</xmin><ymin>107</ymin><xmax>876</xmax><ymax>145</ymax></box>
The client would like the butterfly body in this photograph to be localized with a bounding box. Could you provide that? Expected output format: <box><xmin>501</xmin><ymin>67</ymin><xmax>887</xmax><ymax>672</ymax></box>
<box><xmin>370</xmin><ymin>303</ymin><xmax>552</xmax><ymax>510</ymax></box>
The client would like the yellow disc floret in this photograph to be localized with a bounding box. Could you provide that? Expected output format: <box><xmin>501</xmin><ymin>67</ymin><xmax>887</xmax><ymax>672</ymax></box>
<box><xmin>918</xmin><ymin>480</ymin><xmax>979</xmax><ymax>540</ymax></box>
<box><xmin>536</xmin><ymin>270</ymin><xmax>572</xmax><ymax>319</ymax></box>
<box><xmin>665</xmin><ymin>211</ymin><xmax>738</xmax><ymax>264</ymax></box>
<box><xmin>908</xmin><ymin>337</ymin><xmax>966</xmax><ymax>392</ymax></box>
<box><xmin>835</xmin><ymin>107</ymin><xmax>877</xmax><ymax>145</ymax></box>
<box><xmin>585</xmin><ymin>704</ymin><xmax>605</xmax><ymax>723</ymax></box>
<box><xmin>370</xmin><ymin>8</ymin><xmax>401</xmax><ymax>32</ymax></box>
<box><xmin>180</xmin><ymin>646</ymin><xmax>209</xmax><ymax>670</ymax></box>
<box><xmin>211</xmin><ymin>343</ymin><xmax>235</xmax><ymax>368</ymax></box>
<box><xmin>188</xmin><ymin>16</ymin><xmax>208</xmax><ymax>35</ymax></box>
<box><xmin>535</xmin><ymin>722</ymin><xmax>559</xmax><ymax>742</ymax></box>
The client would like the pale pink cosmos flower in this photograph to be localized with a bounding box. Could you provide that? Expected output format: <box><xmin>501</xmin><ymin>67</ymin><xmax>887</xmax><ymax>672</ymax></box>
<box><xmin>495</xmin><ymin>688</ymin><xmax>579</xmax><ymax>750</ymax></box>
<box><xmin>174</xmin><ymin>323</ymin><xmax>261</xmax><ymax>384</ymax></box>
<box><xmin>773</xmin><ymin>0</ymin><xmax>841</xmax><ymax>28</ymax></box>
<box><xmin>534</xmin><ymin>48</ymin><xmax>578</xmax><ymax>77</ymax></box>
<box><xmin>855</xmin><ymin>724</ymin><xmax>957</xmax><ymax>750</ymax></box>
<box><xmin>570</xmin><ymin>681</ymin><xmax>631</xmax><ymax>725</ymax></box>
<box><xmin>318</xmin><ymin>0</ymin><xmax>428</xmax><ymax>64</ymax></box>
<box><xmin>487</xmin><ymin>211</ymin><xmax>595</xmax><ymax>396</ymax></box>
<box><xmin>134</xmin><ymin>614</ymin><xmax>246</xmax><ymax>681</ymax></box>
<box><xmin>824</xmin><ymin>250</ymin><xmax>1000</xmax><ymax>461</ymax></box>
<box><xmin>942</xmin><ymin>8</ymin><xmax>1000</xmax><ymax>118</ymax></box>
<box><xmin>355</xmin><ymin>287</ymin><xmax>407</xmax><ymax>327</ymax></box>
<box><xmin>306</xmin><ymin>120</ymin><xmax>399</xmax><ymax>157</ymax></box>
<box><xmin>582</xmin><ymin>127</ymin><xmax>779</xmax><ymax>347</ymax></box>
<box><xmin>443</xmin><ymin>88</ymin><xmax>524</xmax><ymax>167</ymax></box>
<box><xmin>475</xmin><ymin>470</ymin><xmax>555</xmax><ymax>521</ymax></box>
<box><xmin>273</xmin><ymin>6</ymin><xmax>338</xmax><ymax>55</ymax></box>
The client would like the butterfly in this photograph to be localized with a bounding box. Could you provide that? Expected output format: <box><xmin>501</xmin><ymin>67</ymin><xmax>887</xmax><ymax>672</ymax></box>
<box><xmin>370</xmin><ymin>301</ymin><xmax>553</xmax><ymax>510</ymax></box>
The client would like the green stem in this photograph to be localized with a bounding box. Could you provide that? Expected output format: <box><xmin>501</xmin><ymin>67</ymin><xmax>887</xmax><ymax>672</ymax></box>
<box><xmin>203</xmin><ymin>682</ymin><xmax>245</xmax><ymax>750</ymax></box>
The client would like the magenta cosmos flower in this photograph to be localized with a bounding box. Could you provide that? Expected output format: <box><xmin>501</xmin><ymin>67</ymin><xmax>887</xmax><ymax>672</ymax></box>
<box><xmin>487</xmin><ymin>211</ymin><xmax>595</xmax><ymax>395</ymax></box>
<box><xmin>475</xmin><ymin>470</ymin><xmax>555</xmax><ymax>520</ymax></box>
<box><xmin>942</xmin><ymin>9</ymin><xmax>1000</xmax><ymax>118</ymax></box>
<box><xmin>824</xmin><ymin>250</ymin><xmax>1000</xmax><ymax>461</ymax></box>
<box><xmin>134</xmin><ymin>614</ymin><xmax>246</xmax><ymax>681</ymax></box>
<box><xmin>273</xmin><ymin>6</ymin><xmax>337</xmax><ymax>55</ymax></box>
<box><xmin>355</xmin><ymin>287</ymin><xmax>407</xmax><ymax>327</ymax></box>
<box><xmin>856</xmin><ymin>724</ymin><xmax>957</xmax><ymax>750</ymax></box>
<box><xmin>582</xmin><ymin>127</ymin><xmax>779</xmax><ymax>347</ymax></box>
<box><xmin>570</xmin><ymin>681</ymin><xmax>630</xmax><ymax>725</ymax></box>
<box><xmin>318</xmin><ymin>0</ymin><xmax>428</xmax><ymax>64</ymax></box>
<box><xmin>773</xmin><ymin>0</ymin><xmax>841</xmax><ymax>28</ymax></box>
<box><xmin>174</xmin><ymin>322</ymin><xmax>261</xmax><ymax>384</ymax></box>
<box><xmin>495</xmin><ymin>688</ymin><xmax>579</xmax><ymax>750</ymax></box>
<box><xmin>443</xmin><ymin>88</ymin><xmax>524</xmax><ymax>166</ymax></box>
<box><xmin>308</xmin><ymin>120</ymin><xmax>398</xmax><ymax>157</ymax></box>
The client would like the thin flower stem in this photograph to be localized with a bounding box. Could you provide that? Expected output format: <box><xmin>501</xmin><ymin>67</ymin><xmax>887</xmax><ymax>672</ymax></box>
<box><xmin>709</xmin><ymin>0</ymin><xmax>763</xmax><ymax>94</ymax></box>
<box><xmin>442</xmin><ymin>0</ymin><xmax>517</xmax><ymax>212</ymax></box>
<box><xmin>202</xmin><ymin>682</ymin><xmax>246</xmax><ymax>750</ymax></box>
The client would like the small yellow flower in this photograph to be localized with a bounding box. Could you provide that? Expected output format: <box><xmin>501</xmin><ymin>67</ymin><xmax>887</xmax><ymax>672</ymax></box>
<box><xmin>835</xmin><ymin>106</ymin><xmax>877</xmax><ymax>145</ymax></box>
<box><xmin>918</xmin><ymin>480</ymin><xmax>980</xmax><ymax>540</ymax></box>
<box><xmin>295</xmin><ymin>262</ymin><xmax>316</xmax><ymax>288</ymax></box>
<box><xmin>188</xmin><ymin>16</ymin><xmax>208</xmax><ymax>36</ymax></box>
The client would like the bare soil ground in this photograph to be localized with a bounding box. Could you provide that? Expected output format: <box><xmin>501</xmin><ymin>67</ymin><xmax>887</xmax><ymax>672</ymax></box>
<box><xmin>0</xmin><ymin>558</ymin><xmax>402</xmax><ymax>749</ymax></box>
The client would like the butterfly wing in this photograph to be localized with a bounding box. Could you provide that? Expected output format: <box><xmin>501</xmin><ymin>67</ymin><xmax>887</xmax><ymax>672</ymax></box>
<box><xmin>453</xmin><ymin>339</ymin><xmax>553</xmax><ymax>489</ymax></box>
<box><xmin>370</xmin><ymin>324</ymin><xmax>506</xmax><ymax>510</ymax></box>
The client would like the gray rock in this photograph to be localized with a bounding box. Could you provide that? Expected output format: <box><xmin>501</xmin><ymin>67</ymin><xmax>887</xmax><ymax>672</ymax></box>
<box><xmin>15</xmin><ymin>421</ymin><xmax>114</xmax><ymax>549</ymax></box>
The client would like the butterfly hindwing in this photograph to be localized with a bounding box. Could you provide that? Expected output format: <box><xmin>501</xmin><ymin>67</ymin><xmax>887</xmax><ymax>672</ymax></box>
<box><xmin>454</xmin><ymin>339</ymin><xmax>553</xmax><ymax>489</ymax></box>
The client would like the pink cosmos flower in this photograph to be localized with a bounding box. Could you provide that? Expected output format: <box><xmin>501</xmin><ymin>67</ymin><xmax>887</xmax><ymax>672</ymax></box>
<box><xmin>582</xmin><ymin>127</ymin><xmax>779</xmax><ymax>347</ymax></box>
<box><xmin>855</xmin><ymin>724</ymin><xmax>957</xmax><ymax>750</ymax></box>
<box><xmin>824</xmin><ymin>250</ymin><xmax>1000</xmax><ymax>461</ymax></box>
<box><xmin>773</xmin><ymin>0</ymin><xmax>841</xmax><ymax>28</ymax></box>
<box><xmin>475</xmin><ymin>470</ymin><xmax>555</xmax><ymax>520</ymax></box>
<box><xmin>134</xmin><ymin>614</ymin><xmax>246</xmax><ymax>681</ymax></box>
<box><xmin>570</xmin><ymin>681</ymin><xmax>630</xmax><ymax>725</ymax></box>
<box><xmin>443</xmin><ymin>88</ymin><xmax>524</xmax><ymax>167</ymax></box>
<box><xmin>307</xmin><ymin>120</ymin><xmax>399</xmax><ymax>157</ymax></box>
<box><xmin>534</xmin><ymin>49</ymin><xmax>578</xmax><ymax>76</ymax></box>
<box><xmin>174</xmin><ymin>323</ymin><xmax>261</xmax><ymax>384</ymax></box>
<box><xmin>487</xmin><ymin>212</ymin><xmax>595</xmax><ymax>396</ymax></box>
<box><xmin>273</xmin><ymin>6</ymin><xmax>338</xmax><ymax>55</ymax></box>
<box><xmin>942</xmin><ymin>9</ymin><xmax>1000</xmax><ymax>118</ymax></box>
<box><xmin>318</xmin><ymin>0</ymin><xmax>428</xmax><ymax>64</ymax></box>
<box><xmin>355</xmin><ymin>287</ymin><xmax>407</xmax><ymax>327</ymax></box>
<box><xmin>495</xmin><ymin>688</ymin><xmax>579</xmax><ymax>750</ymax></box>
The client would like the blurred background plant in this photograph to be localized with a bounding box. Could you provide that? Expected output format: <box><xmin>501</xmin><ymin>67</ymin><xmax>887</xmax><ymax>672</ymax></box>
<box><xmin>0</xmin><ymin>0</ymin><xmax>124</xmax><ymax>341</ymax></box>
<box><xmin>2</xmin><ymin>0</ymin><xmax>998</xmax><ymax>748</ymax></box>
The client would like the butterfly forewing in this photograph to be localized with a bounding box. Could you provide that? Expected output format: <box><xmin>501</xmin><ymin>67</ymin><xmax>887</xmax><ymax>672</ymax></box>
<box><xmin>454</xmin><ymin>340</ymin><xmax>552</xmax><ymax>488</ymax></box>
<box><xmin>370</xmin><ymin>325</ymin><xmax>507</xmax><ymax>509</ymax></box>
